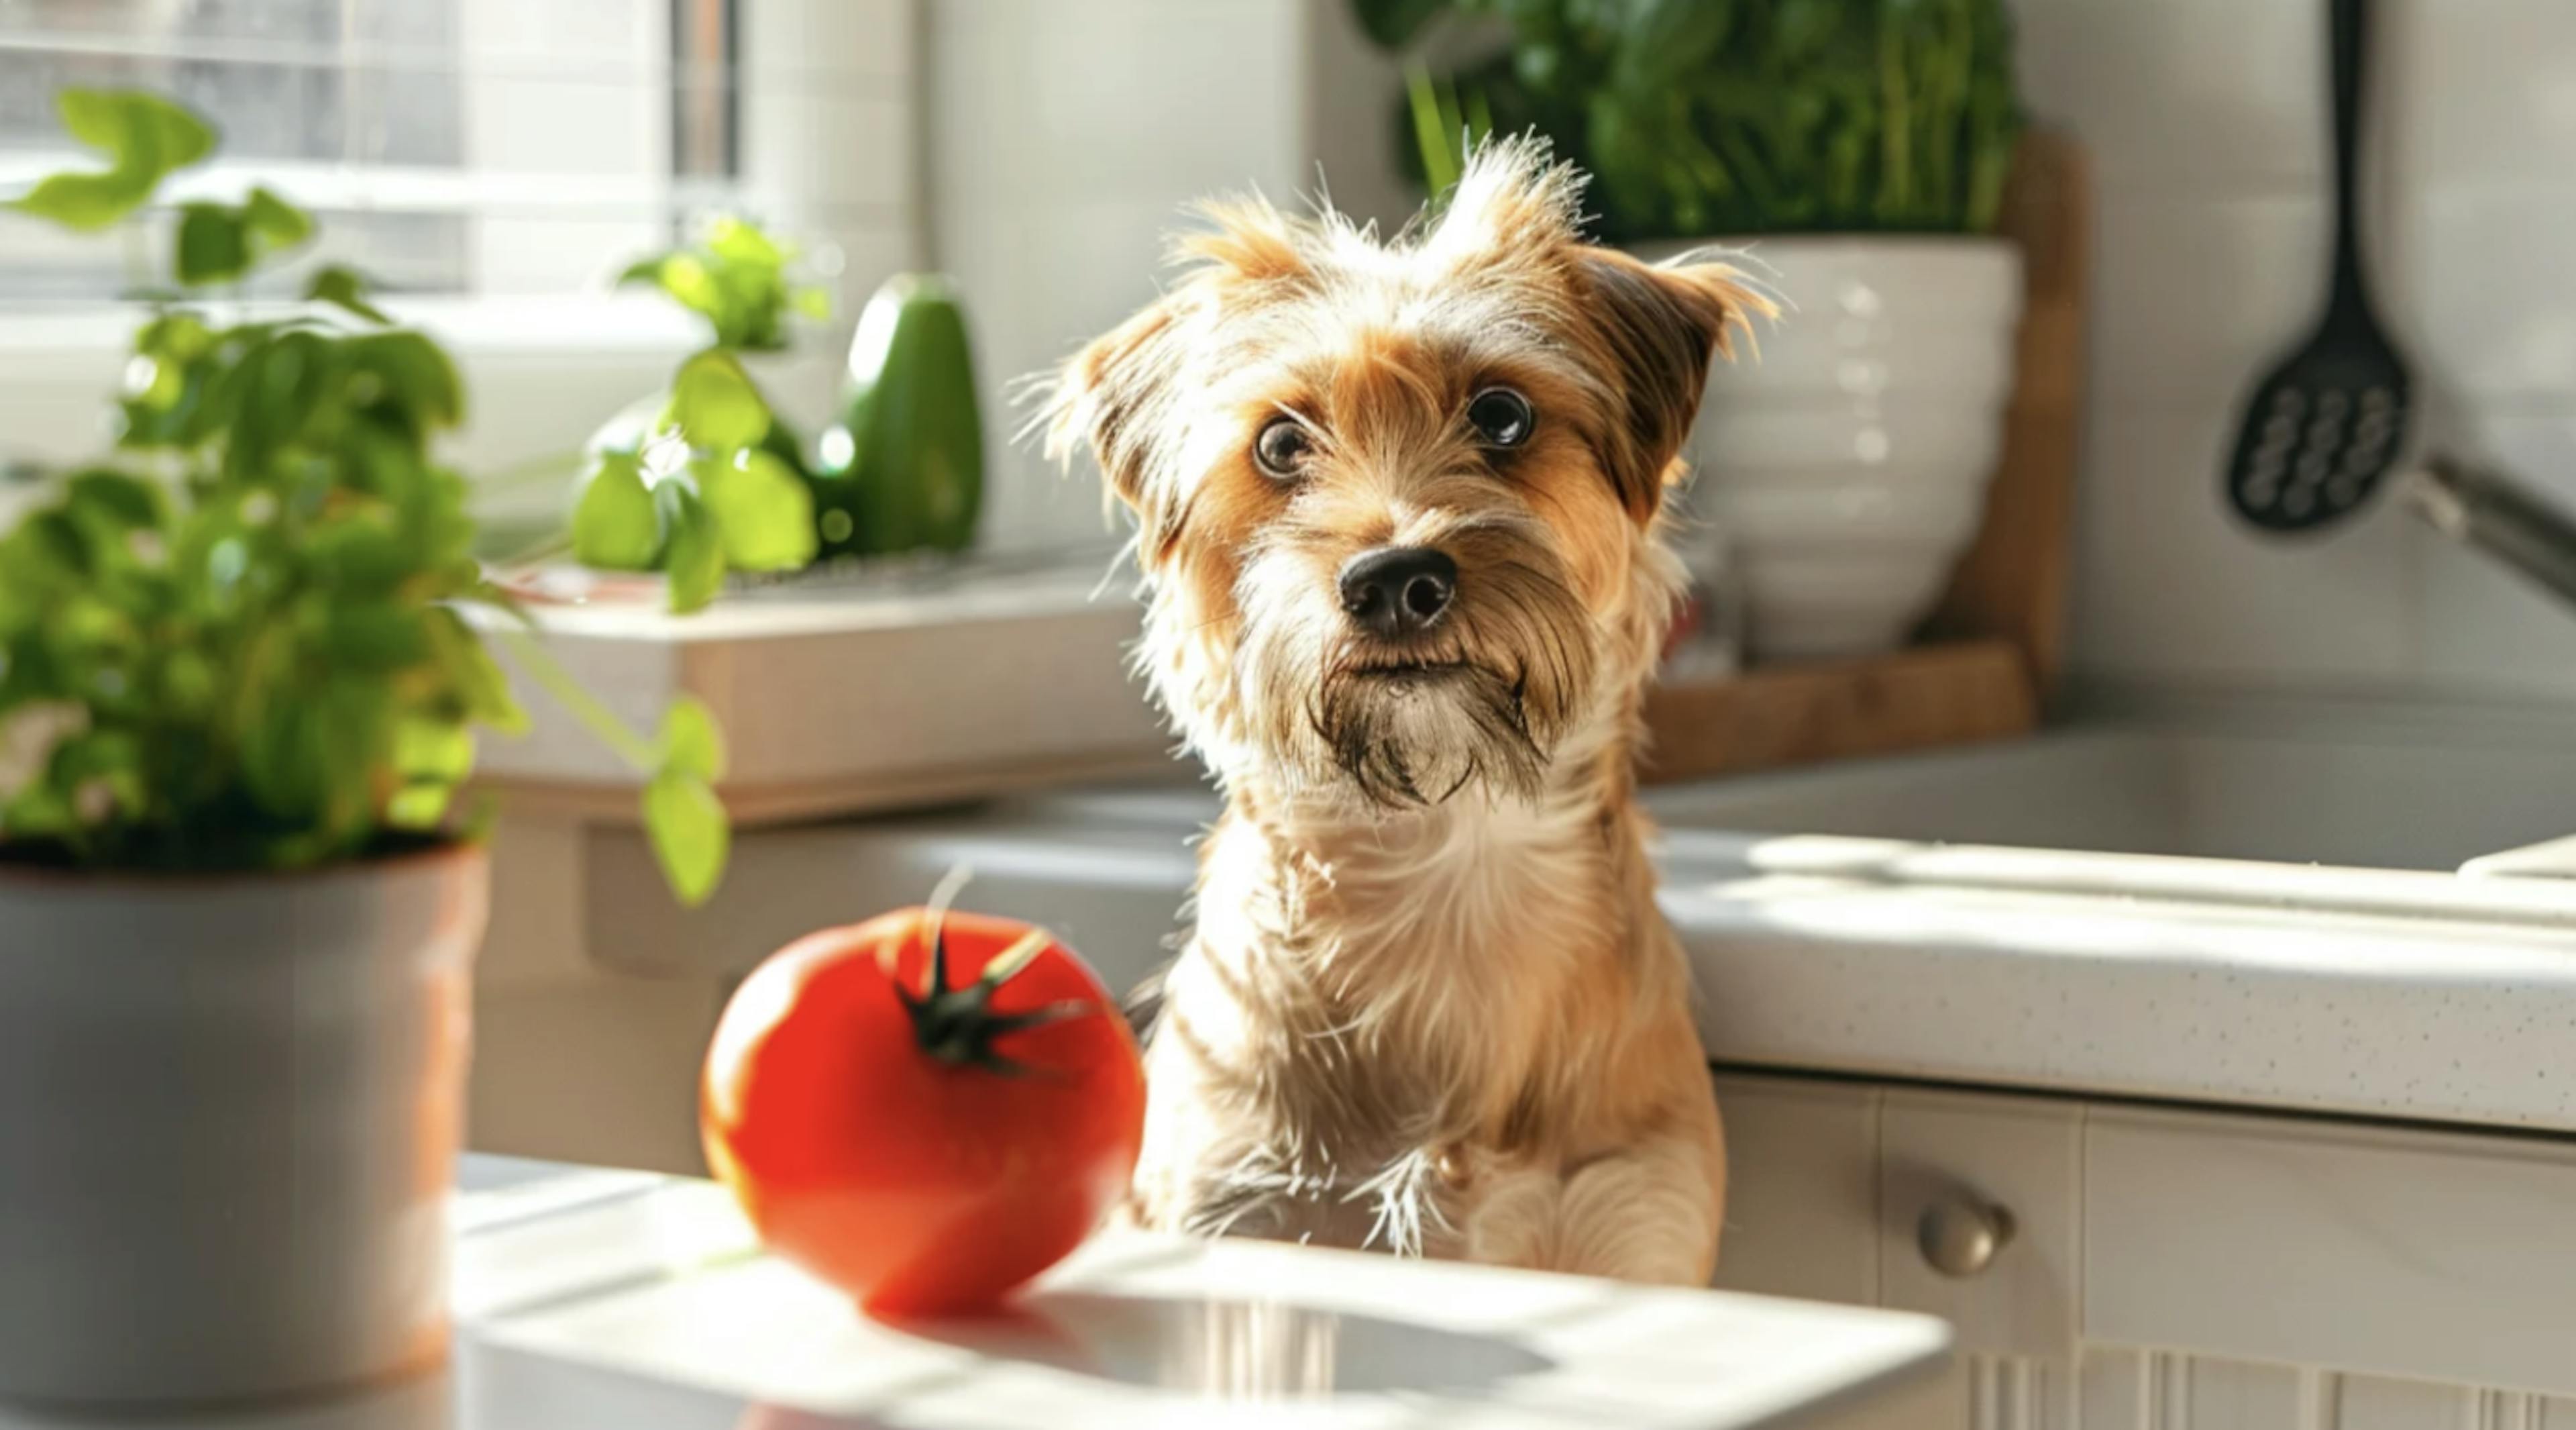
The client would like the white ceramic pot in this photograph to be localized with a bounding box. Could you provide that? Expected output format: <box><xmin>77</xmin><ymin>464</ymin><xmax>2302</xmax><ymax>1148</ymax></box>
<box><xmin>1646</xmin><ymin>236</ymin><xmax>2024</xmax><ymax>662</ymax></box>
<box><xmin>0</xmin><ymin>845</ymin><xmax>486</xmax><ymax>1408</ymax></box>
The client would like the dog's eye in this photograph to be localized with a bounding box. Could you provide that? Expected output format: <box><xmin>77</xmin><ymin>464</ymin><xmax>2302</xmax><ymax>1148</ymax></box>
<box><xmin>1466</xmin><ymin>387</ymin><xmax>1534</xmax><ymax>449</ymax></box>
<box><xmin>1254</xmin><ymin>416</ymin><xmax>1313</xmax><ymax>478</ymax></box>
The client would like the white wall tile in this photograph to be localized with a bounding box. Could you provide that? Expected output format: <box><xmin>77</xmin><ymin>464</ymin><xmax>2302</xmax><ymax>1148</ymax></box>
<box><xmin>741</xmin><ymin>91</ymin><xmax>912</xmax><ymax>217</ymax></box>
<box><xmin>927</xmin><ymin>0</ymin><xmax>1309</xmax><ymax>552</ymax></box>
<box><xmin>2010</xmin><ymin>0</ymin><xmax>2576</xmax><ymax>699</ymax></box>
<box><xmin>2410</xmin><ymin>414</ymin><xmax>2576</xmax><ymax>697</ymax></box>
<box><xmin>2072</xmin><ymin>405</ymin><xmax>2418</xmax><ymax>684</ymax></box>
<box><xmin>2087</xmin><ymin>191</ymin><xmax>2327</xmax><ymax>404</ymax></box>
<box><xmin>2387</xmin><ymin>0</ymin><xmax>2576</xmax><ymax>187</ymax></box>
<box><xmin>743</xmin><ymin>0</ymin><xmax>912</xmax><ymax>87</ymax></box>
<box><xmin>2400</xmin><ymin>187</ymin><xmax>2576</xmax><ymax>401</ymax></box>
<box><xmin>2013</xmin><ymin>0</ymin><xmax>2326</xmax><ymax>193</ymax></box>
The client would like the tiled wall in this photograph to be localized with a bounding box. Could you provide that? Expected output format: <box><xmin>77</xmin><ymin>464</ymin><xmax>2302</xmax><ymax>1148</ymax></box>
<box><xmin>2015</xmin><ymin>0</ymin><xmax>2576</xmax><ymax>699</ymax></box>
<box><xmin>945</xmin><ymin>0</ymin><xmax>2576</xmax><ymax>701</ymax></box>
<box><xmin>924</xmin><ymin>0</ymin><xmax>1310</xmax><ymax>554</ymax></box>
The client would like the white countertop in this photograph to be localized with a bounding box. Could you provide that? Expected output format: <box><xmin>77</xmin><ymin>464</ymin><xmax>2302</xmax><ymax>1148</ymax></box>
<box><xmin>0</xmin><ymin>1158</ymin><xmax>1950</xmax><ymax>1429</ymax></box>
<box><xmin>1660</xmin><ymin>831</ymin><xmax>2576</xmax><ymax>1134</ymax></box>
<box><xmin>586</xmin><ymin>712</ymin><xmax>2576</xmax><ymax>1139</ymax></box>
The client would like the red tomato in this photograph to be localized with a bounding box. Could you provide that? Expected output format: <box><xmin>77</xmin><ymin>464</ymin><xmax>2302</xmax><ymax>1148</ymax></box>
<box><xmin>700</xmin><ymin>906</ymin><xmax>1145</xmax><ymax>1317</ymax></box>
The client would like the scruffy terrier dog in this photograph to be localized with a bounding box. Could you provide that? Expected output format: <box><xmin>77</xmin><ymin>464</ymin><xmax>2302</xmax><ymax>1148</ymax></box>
<box><xmin>1042</xmin><ymin>140</ymin><xmax>1767</xmax><ymax>1284</ymax></box>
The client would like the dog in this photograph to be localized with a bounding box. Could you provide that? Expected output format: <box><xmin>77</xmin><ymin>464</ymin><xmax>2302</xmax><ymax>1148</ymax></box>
<box><xmin>1041</xmin><ymin>138</ymin><xmax>1768</xmax><ymax>1284</ymax></box>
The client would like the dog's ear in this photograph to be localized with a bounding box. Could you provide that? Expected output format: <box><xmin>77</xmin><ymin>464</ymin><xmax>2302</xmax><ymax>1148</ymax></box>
<box><xmin>1571</xmin><ymin>248</ymin><xmax>1770</xmax><ymax>523</ymax></box>
<box><xmin>1043</xmin><ymin>295</ymin><xmax>1187</xmax><ymax>556</ymax></box>
<box><xmin>1045</xmin><ymin>198</ymin><xmax>1320</xmax><ymax>566</ymax></box>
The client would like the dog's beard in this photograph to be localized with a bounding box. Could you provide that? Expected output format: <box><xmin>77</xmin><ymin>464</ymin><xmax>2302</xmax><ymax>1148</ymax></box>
<box><xmin>1313</xmin><ymin>662</ymin><xmax>1546</xmax><ymax>806</ymax></box>
<box><xmin>1230</xmin><ymin>526</ymin><xmax>1598</xmax><ymax>809</ymax></box>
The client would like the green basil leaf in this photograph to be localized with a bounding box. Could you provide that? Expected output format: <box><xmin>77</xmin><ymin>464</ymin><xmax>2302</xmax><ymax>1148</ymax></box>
<box><xmin>175</xmin><ymin>203</ymin><xmax>252</xmax><ymax>285</ymax></box>
<box><xmin>60</xmin><ymin>89</ymin><xmax>215</xmax><ymax>172</ymax></box>
<box><xmin>305</xmin><ymin>514</ymin><xmax>411</xmax><ymax>593</ymax></box>
<box><xmin>426</xmin><ymin>608</ymin><xmax>529</xmax><ymax>734</ymax></box>
<box><xmin>323</xmin><ymin>602</ymin><xmax>429</xmax><ymax>670</ymax></box>
<box><xmin>1615</xmin><ymin>0</ymin><xmax>1734</xmax><ymax>89</ymax></box>
<box><xmin>704</xmin><ymin>216</ymin><xmax>784</xmax><ymax>270</ymax></box>
<box><xmin>653</xmin><ymin>254</ymin><xmax>724</xmax><ymax>324</ymax></box>
<box><xmin>570</xmin><ymin>450</ymin><xmax>661</xmax><ymax>570</ymax></box>
<box><xmin>305</xmin><ymin>263</ymin><xmax>392</xmax><ymax>324</ymax></box>
<box><xmin>241</xmin><ymin>186</ymin><xmax>312</xmax><ymax>248</ymax></box>
<box><xmin>173</xmin><ymin>186</ymin><xmax>311</xmax><ymax>287</ymax></box>
<box><xmin>655</xmin><ymin>695</ymin><xmax>725</xmax><ymax>782</ymax></box>
<box><xmin>8</xmin><ymin>172</ymin><xmax>152</xmax><ymax>232</ymax></box>
<box><xmin>18</xmin><ymin>511</ymin><xmax>93</xmax><ymax>580</ymax></box>
<box><xmin>667</xmin><ymin>349</ymin><xmax>768</xmax><ymax>452</ymax></box>
<box><xmin>642</xmin><ymin>767</ymin><xmax>728</xmax><ymax>906</ymax></box>
<box><xmin>655</xmin><ymin>480</ymin><xmax>726</xmax><ymax>614</ymax></box>
<box><xmin>341</xmin><ymin>330</ymin><xmax>464</xmax><ymax>430</ymax></box>
<box><xmin>384</xmin><ymin>780</ymin><xmax>455</xmax><ymax>831</ymax></box>
<box><xmin>63</xmin><ymin>470</ymin><xmax>166</xmax><ymax>531</ymax></box>
<box><xmin>242</xmin><ymin>698</ymin><xmax>325</xmax><ymax>819</ymax></box>
<box><xmin>698</xmin><ymin>448</ymin><xmax>816</xmax><ymax>572</ymax></box>
<box><xmin>50</xmin><ymin>728</ymin><xmax>146</xmax><ymax>825</ymax></box>
<box><xmin>394</xmin><ymin>715</ymin><xmax>476</xmax><ymax>784</ymax></box>
<box><xmin>2</xmin><ymin>779</ymin><xmax>78</xmax><ymax>839</ymax></box>
<box><xmin>1352</xmin><ymin>0</ymin><xmax>1452</xmax><ymax>50</ymax></box>
<box><xmin>7</xmin><ymin>89</ymin><xmax>213</xmax><ymax>232</ymax></box>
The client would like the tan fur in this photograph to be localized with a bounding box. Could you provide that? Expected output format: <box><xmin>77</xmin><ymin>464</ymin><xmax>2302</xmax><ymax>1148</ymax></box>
<box><xmin>1040</xmin><ymin>138</ymin><xmax>1770</xmax><ymax>1284</ymax></box>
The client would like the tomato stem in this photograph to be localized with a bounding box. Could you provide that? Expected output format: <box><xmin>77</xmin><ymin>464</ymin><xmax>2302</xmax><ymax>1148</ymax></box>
<box><xmin>893</xmin><ymin>920</ymin><xmax>1093</xmax><ymax>1077</ymax></box>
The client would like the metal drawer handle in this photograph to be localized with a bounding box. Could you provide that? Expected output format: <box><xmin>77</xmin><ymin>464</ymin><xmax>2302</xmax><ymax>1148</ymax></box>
<box><xmin>1918</xmin><ymin>1194</ymin><xmax>2017</xmax><ymax>1278</ymax></box>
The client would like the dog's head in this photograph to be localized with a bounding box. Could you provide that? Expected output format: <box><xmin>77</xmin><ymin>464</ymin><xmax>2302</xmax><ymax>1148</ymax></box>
<box><xmin>1044</xmin><ymin>140</ymin><xmax>1765</xmax><ymax>808</ymax></box>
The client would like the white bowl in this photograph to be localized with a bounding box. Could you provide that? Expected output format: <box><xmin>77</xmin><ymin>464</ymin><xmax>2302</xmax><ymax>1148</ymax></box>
<box><xmin>1644</xmin><ymin>236</ymin><xmax>2025</xmax><ymax>662</ymax></box>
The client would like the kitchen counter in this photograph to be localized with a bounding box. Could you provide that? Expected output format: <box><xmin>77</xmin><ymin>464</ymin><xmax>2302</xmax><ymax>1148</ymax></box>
<box><xmin>546</xmin><ymin>731</ymin><xmax>2576</xmax><ymax>1143</ymax></box>
<box><xmin>1660</xmin><ymin>829</ymin><xmax>2576</xmax><ymax>1135</ymax></box>
<box><xmin>0</xmin><ymin>1157</ymin><xmax>1954</xmax><ymax>1429</ymax></box>
<box><xmin>475</xmin><ymin>703</ymin><xmax>2576</xmax><ymax>1174</ymax></box>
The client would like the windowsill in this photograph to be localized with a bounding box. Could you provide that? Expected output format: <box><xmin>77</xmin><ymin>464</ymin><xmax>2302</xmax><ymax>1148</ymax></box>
<box><xmin>0</xmin><ymin>293</ymin><xmax>844</xmax><ymax>472</ymax></box>
<box><xmin>0</xmin><ymin>292</ymin><xmax>709</xmax><ymax>365</ymax></box>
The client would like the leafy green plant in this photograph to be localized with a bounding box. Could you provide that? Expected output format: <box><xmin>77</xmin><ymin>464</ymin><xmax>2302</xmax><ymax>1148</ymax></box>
<box><xmin>621</xmin><ymin>216</ymin><xmax>830</xmax><ymax>354</ymax></box>
<box><xmin>1356</xmin><ymin>0</ymin><xmax>2022</xmax><ymax>242</ymax></box>
<box><xmin>570</xmin><ymin>217</ymin><xmax>830</xmax><ymax>607</ymax></box>
<box><xmin>0</xmin><ymin>89</ymin><xmax>730</xmax><ymax>903</ymax></box>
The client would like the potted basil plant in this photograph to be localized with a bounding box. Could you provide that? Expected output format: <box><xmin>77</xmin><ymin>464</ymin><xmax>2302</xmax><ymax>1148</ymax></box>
<box><xmin>1363</xmin><ymin>0</ymin><xmax>2027</xmax><ymax>660</ymax></box>
<box><xmin>0</xmin><ymin>90</ymin><xmax>733</xmax><ymax>1407</ymax></box>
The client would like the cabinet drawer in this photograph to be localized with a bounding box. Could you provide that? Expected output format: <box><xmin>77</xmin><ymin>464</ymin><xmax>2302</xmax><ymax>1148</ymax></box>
<box><xmin>1712</xmin><ymin>1073</ymin><xmax>1880</xmax><ymax>1305</ymax></box>
<box><xmin>2086</xmin><ymin>1107</ymin><xmax>2576</xmax><ymax>1394</ymax></box>
<box><xmin>1878</xmin><ymin>1090</ymin><xmax>2081</xmax><ymax>1364</ymax></box>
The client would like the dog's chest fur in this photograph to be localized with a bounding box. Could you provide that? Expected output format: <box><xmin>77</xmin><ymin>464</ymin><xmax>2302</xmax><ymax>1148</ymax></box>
<box><xmin>1134</xmin><ymin>774</ymin><xmax>1650</xmax><ymax>1254</ymax></box>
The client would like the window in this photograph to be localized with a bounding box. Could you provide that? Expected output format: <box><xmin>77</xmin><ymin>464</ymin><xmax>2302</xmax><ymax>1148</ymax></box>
<box><xmin>0</xmin><ymin>0</ymin><xmax>753</xmax><ymax>303</ymax></box>
<box><xmin>0</xmin><ymin>0</ymin><xmax>916</xmax><ymax>479</ymax></box>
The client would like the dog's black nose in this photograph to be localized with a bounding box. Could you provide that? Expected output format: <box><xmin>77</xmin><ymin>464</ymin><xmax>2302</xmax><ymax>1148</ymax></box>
<box><xmin>1338</xmin><ymin>546</ymin><xmax>1457</xmax><ymax>637</ymax></box>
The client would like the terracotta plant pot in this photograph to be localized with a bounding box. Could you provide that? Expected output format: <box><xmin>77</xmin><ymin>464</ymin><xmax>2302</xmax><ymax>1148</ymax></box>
<box><xmin>0</xmin><ymin>844</ymin><xmax>487</xmax><ymax>1407</ymax></box>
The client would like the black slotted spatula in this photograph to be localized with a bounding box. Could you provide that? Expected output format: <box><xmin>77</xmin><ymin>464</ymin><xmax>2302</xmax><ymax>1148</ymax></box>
<box><xmin>2222</xmin><ymin>0</ymin><xmax>2412</xmax><ymax>533</ymax></box>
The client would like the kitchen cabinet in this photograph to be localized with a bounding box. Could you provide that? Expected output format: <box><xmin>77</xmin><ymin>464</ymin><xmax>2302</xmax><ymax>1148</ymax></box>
<box><xmin>1713</xmin><ymin>1072</ymin><xmax>2576</xmax><ymax>1429</ymax></box>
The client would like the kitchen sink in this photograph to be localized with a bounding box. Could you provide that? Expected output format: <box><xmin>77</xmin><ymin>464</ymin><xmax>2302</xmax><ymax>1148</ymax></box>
<box><xmin>1642</xmin><ymin>719</ymin><xmax>2576</xmax><ymax>874</ymax></box>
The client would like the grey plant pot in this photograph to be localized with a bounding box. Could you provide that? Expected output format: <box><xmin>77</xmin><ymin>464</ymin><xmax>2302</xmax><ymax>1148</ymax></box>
<box><xmin>0</xmin><ymin>843</ymin><xmax>487</xmax><ymax>1409</ymax></box>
